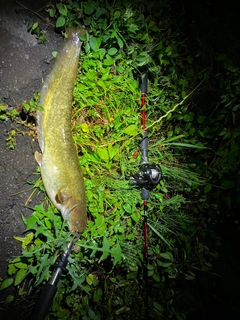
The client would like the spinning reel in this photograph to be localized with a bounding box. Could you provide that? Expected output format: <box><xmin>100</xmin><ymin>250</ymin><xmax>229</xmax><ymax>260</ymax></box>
<box><xmin>130</xmin><ymin>70</ymin><xmax>162</xmax><ymax>197</ymax></box>
<box><xmin>130</xmin><ymin>162</ymin><xmax>162</xmax><ymax>192</ymax></box>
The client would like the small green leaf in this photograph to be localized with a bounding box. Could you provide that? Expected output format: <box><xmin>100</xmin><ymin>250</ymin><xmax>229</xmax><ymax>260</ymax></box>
<box><xmin>153</xmin><ymin>273</ymin><xmax>161</xmax><ymax>282</ymax></box>
<box><xmin>103</xmin><ymin>58</ymin><xmax>114</xmax><ymax>66</ymax></box>
<box><xmin>0</xmin><ymin>278</ymin><xmax>14</xmax><ymax>290</ymax></box>
<box><xmin>124</xmin><ymin>124</ymin><xmax>138</xmax><ymax>136</ymax></box>
<box><xmin>166</xmin><ymin>45</ymin><xmax>172</xmax><ymax>54</ymax></box>
<box><xmin>94</xmin><ymin>213</ymin><xmax>105</xmax><ymax>228</ymax></box>
<box><xmin>35</xmin><ymin>227</ymin><xmax>54</xmax><ymax>240</ymax></box>
<box><xmin>184</xmin><ymin>271</ymin><xmax>196</xmax><ymax>280</ymax></box>
<box><xmin>32</xmin><ymin>22</ymin><xmax>38</xmax><ymax>30</ymax></box>
<box><xmin>176</xmin><ymin>313</ymin><xmax>187</xmax><ymax>320</ymax></box>
<box><xmin>84</xmin><ymin>17</ymin><xmax>91</xmax><ymax>26</ymax></box>
<box><xmin>56</xmin><ymin>3</ymin><xmax>68</xmax><ymax>16</ymax></box>
<box><xmin>158</xmin><ymin>261</ymin><xmax>172</xmax><ymax>267</ymax></box>
<box><xmin>108</xmin><ymin>144</ymin><xmax>118</xmax><ymax>159</ymax></box>
<box><xmin>93</xmin><ymin>288</ymin><xmax>102</xmax><ymax>302</ymax></box>
<box><xmin>86</xmin><ymin>70</ymin><xmax>97</xmax><ymax>81</ymax></box>
<box><xmin>113</xmin><ymin>10</ymin><xmax>121</xmax><ymax>19</ymax></box>
<box><xmin>52</xmin><ymin>51</ymin><xmax>58</xmax><ymax>58</ymax></box>
<box><xmin>80</xmin><ymin>123</ymin><xmax>89</xmax><ymax>133</ymax></box>
<box><xmin>204</xmin><ymin>185</ymin><xmax>212</xmax><ymax>193</ymax></box>
<box><xmin>153</xmin><ymin>302</ymin><xmax>163</xmax><ymax>312</ymax></box>
<box><xmin>56</xmin><ymin>16</ymin><xmax>66</xmax><ymax>28</ymax></box>
<box><xmin>8</xmin><ymin>263</ymin><xmax>16</xmax><ymax>275</ymax></box>
<box><xmin>127</xmin><ymin>271</ymin><xmax>138</xmax><ymax>280</ymax></box>
<box><xmin>117</xmin><ymin>37</ymin><xmax>124</xmax><ymax>48</ymax></box>
<box><xmin>99</xmin><ymin>48</ymin><xmax>106</xmax><ymax>60</ymax></box>
<box><xmin>84</xmin><ymin>0</ymin><xmax>96</xmax><ymax>15</ymax></box>
<box><xmin>161</xmin><ymin>252</ymin><xmax>173</xmax><ymax>261</ymax></box>
<box><xmin>39</xmin><ymin>35</ymin><xmax>47</xmax><ymax>43</ymax></box>
<box><xmin>232</xmin><ymin>78</ymin><xmax>240</xmax><ymax>85</ymax></box>
<box><xmin>123</xmin><ymin>203</ymin><xmax>132</xmax><ymax>213</ymax></box>
<box><xmin>232</xmin><ymin>104</ymin><xmax>240</xmax><ymax>111</ymax></box>
<box><xmin>89</xmin><ymin>37</ymin><xmax>98</xmax><ymax>52</ymax></box>
<box><xmin>183</xmin><ymin>112</ymin><xmax>194</xmax><ymax>122</ymax></box>
<box><xmin>15</xmin><ymin>262</ymin><xmax>27</xmax><ymax>269</ymax></box>
<box><xmin>44</xmin><ymin>218</ymin><xmax>52</xmax><ymax>229</ymax></box>
<box><xmin>86</xmin><ymin>274</ymin><xmax>95</xmax><ymax>286</ymax></box>
<box><xmin>26</xmin><ymin>213</ymin><xmax>39</xmax><ymax>230</ymax></box>
<box><xmin>14</xmin><ymin>232</ymin><xmax>34</xmax><ymax>249</ymax></box>
<box><xmin>102</xmin><ymin>237</ymin><xmax>110</xmax><ymax>251</ymax></box>
<box><xmin>96</xmin><ymin>148</ymin><xmax>109</xmax><ymax>162</ymax></box>
<box><xmin>111</xmin><ymin>242</ymin><xmax>122</xmax><ymax>265</ymax></box>
<box><xmin>181</xmin><ymin>91</ymin><xmax>186</xmax><ymax>99</ymax></box>
<box><xmin>198</xmin><ymin>116</ymin><xmax>206</xmax><ymax>124</ymax></box>
<box><xmin>14</xmin><ymin>269</ymin><xmax>27</xmax><ymax>286</ymax></box>
<box><xmin>97</xmin><ymin>79</ymin><xmax>106</xmax><ymax>89</ymax></box>
<box><xmin>95</xmin><ymin>7</ymin><xmax>106</xmax><ymax>18</ymax></box>
<box><xmin>88</xmin><ymin>309</ymin><xmax>95</xmax><ymax>319</ymax></box>
<box><xmin>128</xmin><ymin>23</ymin><xmax>138</xmax><ymax>33</ymax></box>
<box><xmin>108</xmin><ymin>47</ymin><xmax>118</xmax><ymax>56</ymax></box>
<box><xmin>84</xmin><ymin>42</ymin><xmax>90</xmax><ymax>53</ymax></box>
<box><xmin>5</xmin><ymin>295</ymin><xmax>14</xmax><ymax>303</ymax></box>
<box><xmin>47</xmin><ymin>8</ymin><xmax>56</xmax><ymax>18</ymax></box>
<box><xmin>131</xmin><ymin>213</ymin><xmax>139</xmax><ymax>222</ymax></box>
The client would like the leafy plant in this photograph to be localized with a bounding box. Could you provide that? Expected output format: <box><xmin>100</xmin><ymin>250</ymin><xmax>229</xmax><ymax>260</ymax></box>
<box><xmin>0</xmin><ymin>102</ymin><xmax>18</xmax><ymax>121</ymax></box>
<box><xmin>27</xmin><ymin>20</ymin><xmax>48</xmax><ymax>43</ymax></box>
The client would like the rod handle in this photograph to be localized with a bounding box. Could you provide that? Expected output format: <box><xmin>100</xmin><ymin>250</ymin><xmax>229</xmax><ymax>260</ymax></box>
<box><xmin>139</xmin><ymin>71</ymin><xmax>148</xmax><ymax>94</ymax></box>
<box><xmin>30</xmin><ymin>283</ymin><xmax>57</xmax><ymax>320</ymax></box>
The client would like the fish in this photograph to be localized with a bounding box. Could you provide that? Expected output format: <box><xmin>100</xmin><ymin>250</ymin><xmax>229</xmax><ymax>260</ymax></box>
<box><xmin>35</xmin><ymin>27</ymin><xmax>87</xmax><ymax>234</ymax></box>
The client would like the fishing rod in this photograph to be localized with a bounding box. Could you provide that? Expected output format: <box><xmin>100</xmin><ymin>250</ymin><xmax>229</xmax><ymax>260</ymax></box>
<box><xmin>130</xmin><ymin>71</ymin><xmax>162</xmax><ymax>318</ymax></box>
<box><xmin>30</xmin><ymin>239</ymin><xmax>75</xmax><ymax>320</ymax></box>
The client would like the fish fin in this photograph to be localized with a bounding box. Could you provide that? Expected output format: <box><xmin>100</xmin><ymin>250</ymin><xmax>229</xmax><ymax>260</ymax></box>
<box><xmin>55</xmin><ymin>189</ymin><xmax>63</xmax><ymax>204</ymax></box>
<box><xmin>55</xmin><ymin>189</ymin><xmax>70</xmax><ymax>204</ymax></box>
<box><xmin>36</xmin><ymin>110</ymin><xmax>44</xmax><ymax>151</ymax></box>
<box><xmin>34</xmin><ymin>151</ymin><xmax>42</xmax><ymax>166</ymax></box>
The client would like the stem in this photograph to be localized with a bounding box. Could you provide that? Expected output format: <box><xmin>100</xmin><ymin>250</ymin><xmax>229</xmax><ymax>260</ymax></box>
<box><xmin>16</xmin><ymin>1</ymin><xmax>55</xmax><ymax>27</ymax></box>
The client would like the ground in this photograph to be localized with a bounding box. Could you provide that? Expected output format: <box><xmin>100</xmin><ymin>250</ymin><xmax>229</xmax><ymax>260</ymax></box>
<box><xmin>0</xmin><ymin>1</ymin><xmax>62</xmax><ymax>318</ymax></box>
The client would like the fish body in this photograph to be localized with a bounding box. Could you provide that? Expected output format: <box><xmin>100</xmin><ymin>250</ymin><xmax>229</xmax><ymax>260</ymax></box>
<box><xmin>35</xmin><ymin>28</ymin><xmax>87</xmax><ymax>233</ymax></box>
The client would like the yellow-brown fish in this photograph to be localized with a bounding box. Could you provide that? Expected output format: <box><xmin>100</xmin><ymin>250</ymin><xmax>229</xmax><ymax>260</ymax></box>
<box><xmin>35</xmin><ymin>27</ymin><xmax>87</xmax><ymax>233</ymax></box>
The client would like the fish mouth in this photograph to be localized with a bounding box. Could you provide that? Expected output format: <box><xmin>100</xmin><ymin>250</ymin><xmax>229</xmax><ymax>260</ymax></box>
<box><xmin>62</xmin><ymin>202</ymin><xmax>87</xmax><ymax>233</ymax></box>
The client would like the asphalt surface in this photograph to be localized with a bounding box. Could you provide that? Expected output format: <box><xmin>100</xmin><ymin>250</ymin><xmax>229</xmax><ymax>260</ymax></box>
<box><xmin>0</xmin><ymin>1</ymin><xmax>62</xmax><ymax>318</ymax></box>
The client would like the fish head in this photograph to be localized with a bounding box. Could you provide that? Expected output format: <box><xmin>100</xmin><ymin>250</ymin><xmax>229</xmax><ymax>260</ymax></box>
<box><xmin>55</xmin><ymin>188</ymin><xmax>87</xmax><ymax>233</ymax></box>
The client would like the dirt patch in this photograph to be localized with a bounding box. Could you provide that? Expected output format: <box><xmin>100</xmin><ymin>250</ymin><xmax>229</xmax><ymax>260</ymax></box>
<box><xmin>0</xmin><ymin>0</ymin><xmax>62</xmax><ymax>105</ymax></box>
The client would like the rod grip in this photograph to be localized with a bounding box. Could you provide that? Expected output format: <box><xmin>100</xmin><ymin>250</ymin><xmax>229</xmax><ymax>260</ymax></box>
<box><xmin>139</xmin><ymin>71</ymin><xmax>148</xmax><ymax>94</ymax></box>
<box><xmin>30</xmin><ymin>284</ymin><xmax>57</xmax><ymax>320</ymax></box>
